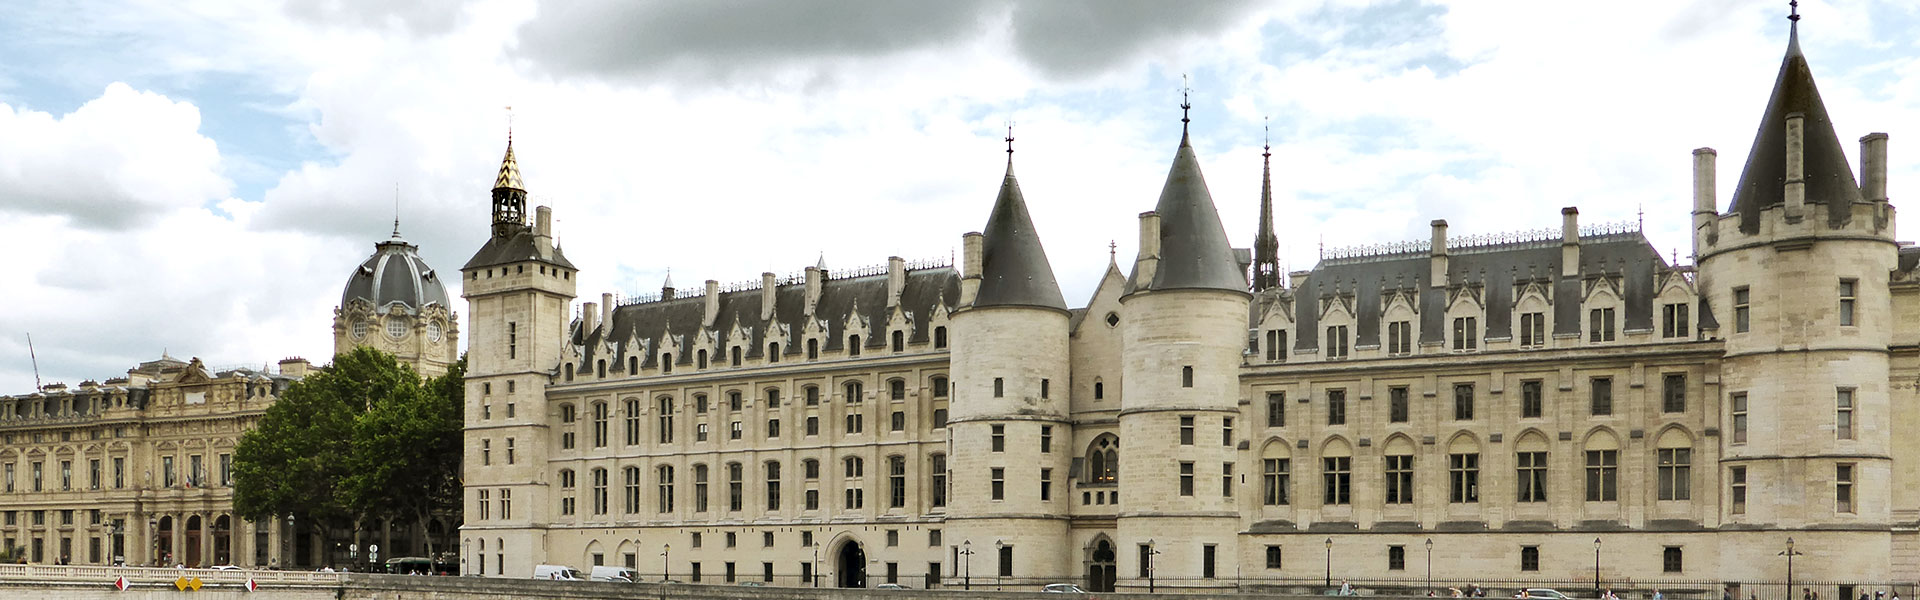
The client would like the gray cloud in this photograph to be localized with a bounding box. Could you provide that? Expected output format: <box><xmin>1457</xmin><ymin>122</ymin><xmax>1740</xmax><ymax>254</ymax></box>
<box><xmin>513</xmin><ymin>0</ymin><xmax>1263</xmax><ymax>84</ymax></box>
<box><xmin>282</xmin><ymin>0</ymin><xmax>476</xmax><ymax>37</ymax></box>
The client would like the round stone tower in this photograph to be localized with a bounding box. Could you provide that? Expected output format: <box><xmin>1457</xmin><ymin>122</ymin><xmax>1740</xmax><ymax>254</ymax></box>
<box><xmin>1114</xmin><ymin>123</ymin><xmax>1250</xmax><ymax>591</ymax></box>
<box><xmin>1693</xmin><ymin>17</ymin><xmax>1896</xmax><ymax>582</ymax></box>
<box><xmin>948</xmin><ymin>146</ymin><xmax>1075</xmax><ymax>585</ymax></box>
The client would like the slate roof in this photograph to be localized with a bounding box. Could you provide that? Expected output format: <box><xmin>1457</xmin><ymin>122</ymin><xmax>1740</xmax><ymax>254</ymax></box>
<box><xmin>572</xmin><ymin>268</ymin><xmax>959</xmax><ymax>372</ymax></box>
<box><xmin>1727</xmin><ymin>22</ymin><xmax>1861</xmax><ymax>233</ymax></box>
<box><xmin>343</xmin><ymin>236</ymin><xmax>451</xmax><ymax>313</ymax></box>
<box><xmin>495</xmin><ymin>141</ymin><xmax>524</xmax><ymax>191</ymax></box>
<box><xmin>1128</xmin><ymin>131</ymin><xmax>1248</xmax><ymax>294</ymax></box>
<box><xmin>1290</xmin><ymin>233</ymin><xmax>1666</xmax><ymax>352</ymax></box>
<box><xmin>974</xmin><ymin>160</ymin><xmax>1067</xmax><ymax>312</ymax></box>
<box><xmin>463</xmin><ymin>230</ymin><xmax>576</xmax><ymax>271</ymax></box>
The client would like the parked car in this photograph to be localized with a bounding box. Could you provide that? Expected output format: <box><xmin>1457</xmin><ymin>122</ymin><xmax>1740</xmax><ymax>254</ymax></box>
<box><xmin>1043</xmin><ymin>583</ymin><xmax>1089</xmax><ymax>593</ymax></box>
<box><xmin>209</xmin><ymin>565</ymin><xmax>243</xmax><ymax>571</ymax></box>
<box><xmin>532</xmin><ymin>564</ymin><xmax>585</xmax><ymax>581</ymax></box>
<box><xmin>588</xmin><ymin>566</ymin><xmax>636</xmax><ymax>583</ymax></box>
<box><xmin>738</xmin><ymin>581</ymin><xmax>766</xmax><ymax>587</ymax></box>
<box><xmin>875</xmin><ymin>583</ymin><xmax>911</xmax><ymax>590</ymax></box>
<box><xmin>1521</xmin><ymin>589</ymin><xmax>1579</xmax><ymax>600</ymax></box>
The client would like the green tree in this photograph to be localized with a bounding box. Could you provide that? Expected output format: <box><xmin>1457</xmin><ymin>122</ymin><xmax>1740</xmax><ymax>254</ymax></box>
<box><xmin>341</xmin><ymin>359</ymin><xmax>464</xmax><ymax>561</ymax></box>
<box><xmin>233</xmin><ymin>347</ymin><xmax>462</xmax><ymax>565</ymax></box>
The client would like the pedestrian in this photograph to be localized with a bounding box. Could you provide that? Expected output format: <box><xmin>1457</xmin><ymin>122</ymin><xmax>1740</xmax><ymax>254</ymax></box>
<box><xmin>1722</xmin><ymin>587</ymin><xmax>1733</xmax><ymax>600</ymax></box>
<box><xmin>1808</xmin><ymin>589</ymin><xmax>1816</xmax><ymax>600</ymax></box>
<box><xmin>1654</xmin><ymin>588</ymin><xmax>1664</xmax><ymax>600</ymax></box>
<box><xmin>1340</xmin><ymin>580</ymin><xmax>1355</xmax><ymax>596</ymax></box>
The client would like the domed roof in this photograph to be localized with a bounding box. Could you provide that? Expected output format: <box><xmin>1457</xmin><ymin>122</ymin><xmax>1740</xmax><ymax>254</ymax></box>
<box><xmin>341</xmin><ymin>233</ymin><xmax>450</xmax><ymax>315</ymax></box>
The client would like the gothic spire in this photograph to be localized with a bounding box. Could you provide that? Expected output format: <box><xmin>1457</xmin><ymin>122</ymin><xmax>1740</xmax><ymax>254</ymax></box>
<box><xmin>1253</xmin><ymin>122</ymin><xmax>1280</xmax><ymax>291</ymax></box>
<box><xmin>973</xmin><ymin>133</ymin><xmax>1067</xmax><ymax>312</ymax></box>
<box><xmin>1726</xmin><ymin>1</ymin><xmax>1861</xmax><ymax>233</ymax></box>
<box><xmin>1131</xmin><ymin>99</ymin><xmax>1247</xmax><ymax>294</ymax></box>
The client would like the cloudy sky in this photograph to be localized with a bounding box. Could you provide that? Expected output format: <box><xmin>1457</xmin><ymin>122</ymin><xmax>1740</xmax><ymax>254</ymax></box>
<box><xmin>3</xmin><ymin>0</ymin><xmax>1917</xmax><ymax>391</ymax></box>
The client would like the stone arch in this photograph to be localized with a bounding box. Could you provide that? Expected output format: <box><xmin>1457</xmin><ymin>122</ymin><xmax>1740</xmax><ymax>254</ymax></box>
<box><xmin>1085</xmin><ymin>433</ymin><xmax>1119</xmax><ymax>483</ymax></box>
<box><xmin>1445</xmin><ymin>431</ymin><xmax>1481</xmax><ymax>454</ymax></box>
<box><xmin>1321</xmin><ymin>435</ymin><xmax>1353</xmax><ymax>456</ymax></box>
<box><xmin>1382</xmin><ymin>433</ymin><xmax>1418</xmax><ymax>455</ymax></box>
<box><xmin>1259</xmin><ymin>437</ymin><xmax>1293</xmax><ymax>458</ymax></box>
<box><xmin>1654</xmin><ymin>425</ymin><xmax>1695</xmax><ymax>448</ymax></box>
<box><xmin>1582</xmin><ymin>427</ymin><xmax>1621</xmax><ymax>451</ymax></box>
<box><xmin>1083</xmin><ymin>533</ymin><xmax>1117</xmax><ymax>592</ymax></box>
<box><xmin>823</xmin><ymin>531</ymin><xmax>868</xmax><ymax>588</ymax></box>
<box><xmin>1513</xmin><ymin>429</ymin><xmax>1551</xmax><ymax>452</ymax></box>
<box><xmin>583</xmin><ymin>539</ymin><xmax>605</xmax><ymax>568</ymax></box>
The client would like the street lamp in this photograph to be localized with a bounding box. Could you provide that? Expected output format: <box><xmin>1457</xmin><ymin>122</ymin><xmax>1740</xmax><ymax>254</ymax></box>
<box><xmin>661</xmin><ymin>543</ymin><xmax>670</xmax><ymax>582</ymax></box>
<box><xmin>1324</xmin><ymin>537</ymin><xmax>1333</xmax><ymax>588</ymax></box>
<box><xmin>1145</xmin><ymin>539</ymin><xmax>1161</xmax><ymax>594</ymax></box>
<box><xmin>1779</xmin><ymin>538</ymin><xmax>1803</xmax><ymax>599</ymax></box>
<box><xmin>1593</xmin><ymin>538</ymin><xmax>1602</xmax><ymax>600</ymax></box>
<box><xmin>1425</xmin><ymin>538</ymin><xmax>1433</xmax><ymax>595</ymax></box>
<box><xmin>994</xmin><ymin>540</ymin><xmax>1005</xmax><ymax>591</ymax></box>
<box><xmin>812</xmin><ymin>541</ymin><xmax>820</xmax><ymax>588</ymax></box>
<box><xmin>960</xmin><ymin>540</ymin><xmax>974</xmax><ymax>591</ymax></box>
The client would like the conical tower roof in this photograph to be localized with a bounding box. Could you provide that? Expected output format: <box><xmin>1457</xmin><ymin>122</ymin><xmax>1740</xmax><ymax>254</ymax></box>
<box><xmin>1135</xmin><ymin>130</ymin><xmax>1248</xmax><ymax>293</ymax></box>
<box><xmin>974</xmin><ymin>155</ymin><xmax>1068</xmax><ymax>311</ymax></box>
<box><xmin>1727</xmin><ymin>18</ymin><xmax>1861</xmax><ymax>233</ymax></box>
<box><xmin>494</xmin><ymin>140</ymin><xmax>525</xmax><ymax>192</ymax></box>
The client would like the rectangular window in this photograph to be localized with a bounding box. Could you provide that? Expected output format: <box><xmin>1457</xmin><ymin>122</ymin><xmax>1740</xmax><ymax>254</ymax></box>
<box><xmin>1590</xmin><ymin>377</ymin><xmax>1613</xmax><ymax>416</ymax></box>
<box><xmin>1521</xmin><ymin>380</ymin><xmax>1543</xmax><ymax>419</ymax></box>
<box><xmin>1265</xmin><ymin>545</ymin><xmax>1283</xmax><ymax>569</ymax></box>
<box><xmin>887</xmin><ymin>411</ymin><xmax>902</xmax><ymax>432</ymax></box>
<box><xmin>1221</xmin><ymin>418</ymin><xmax>1233</xmax><ymax>447</ymax></box>
<box><xmin>1663</xmin><ymin>547</ymin><xmax>1683</xmax><ymax>573</ymax></box>
<box><xmin>1663</xmin><ymin>374</ymin><xmax>1687</xmax><ymax>413</ymax></box>
<box><xmin>1139</xmin><ymin>545</ymin><xmax>1152</xmax><ymax>578</ymax></box>
<box><xmin>1729</xmin><ymin>466</ymin><xmax>1747</xmax><ymax>514</ymax></box>
<box><xmin>805</xmin><ymin>417</ymin><xmax>818</xmax><ymax>437</ymax></box>
<box><xmin>1041</xmin><ymin>378</ymin><xmax>1050</xmax><ymax>398</ymax></box>
<box><xmin>1734</xmin><ymin>287</ymin><xmax>1751</xmax><ymax>333</ymax></box>
<box><xmin>1179</xmin><ymin>416</ymin><xmax>1195</xmax><ymax>445</ymax></box>
<box><xmin>1585</xmin><ymin>450</ymin><xmax>1619</xmax><ymax>502</ymax></box>
<box><xmin>1453</xmin><ymin>383</ymin><xmax>1474</xmax><ymax>420</ymax></box>
<box><xmin>1521</xmin><ymin>312</ymin><xmax>1546</xmax><ymax>346</ymax></box>
<box><xmin>1041</xmin><ymin>468</ymin><xmax>1053</xmax><ymax>501</ymax></box>
<box><xmin>843</xmin><ymin>414</ymin><xmax>862</xmax><ymax>435</ymax></box>
<box><xmin>1385</xmin><ymin>454</ymin><xmax>1414</xmax><ymax>504</ymax></box>
<box><xmin>1448</xmin><ymin>453</ymin><xmax>1479</xmax><ymax>503</ymax></box>
<box><xmin>1266</xmin><ymin>392</ymin><xmax>1285</xmax><ymax>427</ymax></box>
<box><xmin>990</xmin><ymin>468</ymin><xmax>1004</xmax><ymax>501</ymax></box>
<box><xmin>1202</xmin><ymin>545</ymin><xmax>1217</xmax><ymax>579</ymax></box>
<box><xmin>1837</xmin><ymin>388</ymin><xmax>1855</xmax><ymax>440</ymax></box>
<box><xmin>1520</xmin><ymin>546</ymin><xmax>1540</xmax><ymax>572</ymax></box>
<box><xmin>1517</xmin><ymin>451</ymin><xmax>1547</xmax><ymax>502</ymax></box>
<box><xmin>1839</xmin><ymin>279</ymin><xmax>1857</xmax><ymax>326</ymax></box>
<box><xmin>993</xmin><ymin>378</ymin><xmax>1004</xmax><ymax>398</ymax></box>
<box><xmin>1387</xmin><ymin>320</ymin><xmax>1412</xmax><ymax>355</ymax></box>
<box><xmin>1589</xmin><ymin>307</ymin><xmax>1616</xmax><ymax>342</ymax></box>
<box><xmin>1322</xmin><ymin>457</ymin><xmax>1351</xmax><ymax>505</ymax></box>
<box><xmin>1327</xmin><ymin>389</ymin><xmax>1346</xmax><ymax>426</ymax></box>
<box><xmin>1042</xmin><ymin>425</ymin><xmax>1054</xmax><ymax>453</ymax></box>
<box><xmin>1663</xmin><ymin>303</ymin><xmax>1690</xmax><ymax>338</ymax></box>
<box><xmin>1658</xmin><ymin>448</ymin><xmax>1691</xmax><ymax>500</ymax></box>
<box><xmin>1731</xmin><ymin>393</ymin><xmax>1748</xmax><ymax>444</ymax></box>
<box><xmin>1262</xmin><ymin>458</ymin><xmax>1290</xmax><ymax>506</ymax></box>
<box><xmin>998</xmin><ymin>546</ymin><xmax>1013</xmax><ymax>578</ymax></box>
<box><xmin>1389</xmin><ymin>386</ymin><xmax>1409</xmax><ymax>423</ymax></box>
<box><xmin>1325</xmin><ymin>325</ymin><xmax>1350</xmax><ymax>359</ymax></box>
<box><xmin>728</xmin><ymin>463</ymin><xmax>743</xmax><ymax>512</ymax></box>
<box><xmin>1836</xmin><ymin>463</ymin><xmax>1855</xmax><ymax>513</ymax></box>
<box><xmin>731</xmin><ymin>420</ymin><xmax>744</xmax><ymax>440</ymax></box>
<box><xmin>769</xmin><ymin>418</ymin><xmax>781</xmax><ymax>438</ymax></box>
<box><xmin>766</xmin><ymin>462</ymin><xmax>782</xmax><ymax>511</ymax></box>
<box><xmin>1220</xmin><ymin>462</ymin><xmax>1233</xmax><ymax>498</ymax></box>
<box><xmin>888</xmin><ymin>456</ymin><xmax>905</xmax><ymax>508</ymax></box>
<box><xmin>930</xmin><ymin>454</ymin><xmax>947</xmax><ymax>508</ymax></box>
<box><xmin>88</xmin><ymin>459</ymin><xmax>100</xmax><ymax>490</ymax></box>
<box><xmin>1388</xmin><ymin>545</ymin><xmax>1405</xmax><ymax>571</ymax></box>
<box><xmin>1452</xmin><ymin>316</ymin><xmax>1477</xmax><ymax>350</ymax></box>
<box><xmin>991</xmin><ymin>425</ymin><xmax>1005</xmax><ymax>452</ymax></box>
<box><xmin>1179</xmin><ymin>462</ymin><xmax>1195</xmax><ymax>496</ymax></box>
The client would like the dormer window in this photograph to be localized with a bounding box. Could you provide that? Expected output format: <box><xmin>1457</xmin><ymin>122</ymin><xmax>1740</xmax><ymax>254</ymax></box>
<box><xmin>387</xmin><ymin>317</ymin><xmax>408</xmax><ymax>339</ymax></box>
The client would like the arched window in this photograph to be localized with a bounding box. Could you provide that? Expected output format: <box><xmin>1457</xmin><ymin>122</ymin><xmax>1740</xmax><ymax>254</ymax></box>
<box><xmin>656</xmin><ymin>466</ymin><xmax>674</xmax><ymax>513</ymax></box>
<box><xmin>731</xmin><ymin>346</ymin><xmax>742</xmax><ymax>367</ymax></box>
<box><xmin>1087</xmin><ymin>435</ymin><xmax>1119</xmax><ymax>483</ymax></box>
<box><xmin>807</xmin><ymin>339</ymin><xmax>819</xmax><ymax>360</ymax></box>
<box><xmin>928</xmin><ymin>453</ymin><xmax>947</xmax><ymax>507</ymax></box>
<box><xmin>849</xmin><ymin>335</ymin><xmax>861</xmax><ymax>357</ymax></box>
<box><xmin>697</xmin><ymin>349</ymin><xmax>708</xmax><ymax>369</ymax></box>
<box><xmin>628</xmin><ymin>356</ymin><xmax>638</xmax><ymax>374</ymax></box>
<box><xmin>597</xmin><ymin>359</ymin><xmax>606</xmax><ymax>378</ymax></box>
<box><xmin>891</xmin><ymin>330</ymin><xmax>904</xmax><ymax>352</ymax></box>
<box><xmin>887</xmin><ymin>455</ymin><xmax>907</xmax><ymax>508</ymax></box>
<box><xmin>1093</xmin><ymin>378</ymin><xmax>1104</xmax><ymax>400</ymax></box>
<box><xmin>844</xmin><ymin>381</ymin><xmax>864</xmax><ymax>404</ymax></box>
<box><xmin>655</xmin><ymin>397</ymin><xmax>674</xmax><ymax>444</ymax></box>
<box><xmin>565</xmin><ymin>363</ymin><xmax>574</xmax><ymax>381</ymax></box>
<box><xmin>662</xmin><ymin>353</ymin><xmax>673</xmax><ymax>374</ymax></box>
<box><xmin>930</xmin><ymin>376</ymin><xmax>948</xmax><ymax>398</ymax></box>
<box><xmin>768</xmin><ymin>343</ymin><xmax>780</xmax><ymax>363</ymax></box>
<box><xmin>591</xmin><ymin>402</ymin><xmax>610</xmax><ymax>447</ymax></box>
<box><xmin>889</xmin><ymin>379</ymin><xmax>907</xmax><ymax>401</ymax></box>
<box><xmin>933</xmin><ymin>326</ymin><xmax>947</xmax><ymax>349</ymax></box>
<box><xmin>591</xmin><ymin>468</ymin><xmax>609</xmax><ymax>515</ymax></box>
<box><xmin>726</xmin><ymin>462</ymin><xmax>744</xmax><ymax>511</ymax></box>
<box><xmin>625</xmin><ymin>399</ymin><xmax>643</xmax><ymax>445</ymax></box>
<box><xmin>623</xmin><ymin>466</ymin><xmax>641</xmax><ymax>514</ymax></box>
<box><xmin>693</xmin><ymin>464</ymin><xmax>710</xmax><ymax>512</ymax></box>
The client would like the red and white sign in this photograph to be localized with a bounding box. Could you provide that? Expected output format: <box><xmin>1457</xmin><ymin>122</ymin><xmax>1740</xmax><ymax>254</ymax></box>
<box><xmin>246</xmin><ymin>578</ymin><xmax>259</xmax><ymax>591</ymax></box>
<box><xmin>113</xmin><ymin>576</ymin><xmax>130</xmax><ymax>591</ymax></box>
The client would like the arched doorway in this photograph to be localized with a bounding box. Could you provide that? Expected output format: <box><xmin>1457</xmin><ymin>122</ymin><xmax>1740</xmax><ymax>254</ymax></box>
<box><xmin>211</xmin><ymin>515</ymin><xmax>232</xmax><ymax>566</ymax></box>
<box><xmin>836</xmin><ymin>540</ymin><xmax>867</xmax><ymax>588</ymax></box>
<box><xmin>155</xmin><ymin>516</ymin><xmax>174</xmax><ymax>566</ymax></box>
<box><xmin>183</xmin><ymin>515</ymin><xmax>202</xmax><ymax>568</ymax></box>
<box><xmin>1086</xmin><ymin>539</ymin><xmax>1116</xmax><ymax>592</ymax></box>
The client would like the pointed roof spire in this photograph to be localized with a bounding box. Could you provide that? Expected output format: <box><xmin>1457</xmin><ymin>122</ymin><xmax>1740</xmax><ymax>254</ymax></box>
<box><xmin>1132</xmin><ymin>99</ymin><xmax>1246</xmax><ymax>294</ymax></box>
<box><xmin>1253</xmin><ymin>118</ymin><xmax>1281</xmax><ymax>291</ymax></box>
<box><xmin>663</xmin><ymin>268</ymin><xmax>674</xmax><ymax>290</ymax></box>
<box><xmin>974</xmin><ymin>133</ymin><xmax>1067</xmax><ymax>312</ymax></box>
<box><xmin>1726</xmin><ymin>1</ymin><xmax>1861</xmax><ymax>233</ymax></box>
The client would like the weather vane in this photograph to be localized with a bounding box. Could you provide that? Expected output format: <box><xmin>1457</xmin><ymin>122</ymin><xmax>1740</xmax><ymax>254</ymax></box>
<box><xmin>505</xmin><ymin>105</ymin><xmax>514</xmax><ymax>142</ymax></box>
<box><xmin>1180</xmin><ymin>74</ymin><xmax>1192</xmax><ymax>126</ymax></box>
<box><xmin>1789</xmin><ymin>0</ymin><xmax>1799</xmax><ymax>22</ymax></box>
<box><xmin>1263</xmin><ymin>115</ymin><xmax>1271</xmax><ymax>156</ymax></box>
<box><xmin>1005</xmin><ymin>121</ymin><xmax>1015</xmax><ymax>156</ymax></box>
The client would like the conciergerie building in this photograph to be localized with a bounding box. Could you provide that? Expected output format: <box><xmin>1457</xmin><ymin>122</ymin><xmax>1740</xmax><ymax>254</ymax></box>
<box><xmin>457</xmin><ymin>14</ymin><xmax>1917</xmax><ymax>591</ymax></box>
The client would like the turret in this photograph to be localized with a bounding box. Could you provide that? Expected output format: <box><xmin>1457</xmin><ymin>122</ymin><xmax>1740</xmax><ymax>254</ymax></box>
<box><xmin>1115</xmin><ymin>108</ymin><xmax>1248</xmax><ymax>590</ymax></box>
<box><xmin>948</xmin><ymin>132</ymin><xmax>1074</xmax><ymax>583</ymax></box>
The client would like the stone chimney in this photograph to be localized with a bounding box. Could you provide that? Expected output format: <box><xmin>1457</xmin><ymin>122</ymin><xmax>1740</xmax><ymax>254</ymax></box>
<box><xmin>582</xmin><ymin>301</ymin><xmax>599</xmax><ymax>333</ymax></box>
<box><xmin>277</xmin><ymin>357</ymin><xmax>311</xmax><ymax>378</ymax></box>
<box><xmin>1429</xmin><ymin>219</ymin><xmax>1449</xmax><ymax>288</ymax></box>
<box><xmin>886</xmin><ymin>256</ymin><xmax>906</xmax><ymax>309</ymax></box>
<box><xmin>1561</xmin><ymin>208</ymin><xmax>1581</xmax><ymax>277</ymax></box>
<box><xmin>1862</xmin><ymin>133</ymin><xmax>1889</xmax><ymax>204</ymax></box>
<box><xmin>1785</xmin><ymin>112</ymin><xmax>1807</xmax><ymax>220</ymax></box>
<box><xmin>761</xmin><ymin>272</ymin><xmax>778</xmax><ymax>321</ymax></box>
<box><xmin>1135</xmin><ymin>211</ymin><xmax>1162</xmax><ymax>287</ymax></box>
<box><xmin>1692</xmin><ymin>148</ymin><xmax>1718</xmax><ymax>249</ymax></box>
<box><xmin>1289</xmin><ymin>270</ymin><xmax>1310</xmax><ymax>290</ymax></box>
<box><xmin>805</xmin><ymin>267</ymin><xmax>823</xmax><ymax>316</ymax></box>
<box><xmin>703</xmin><ymin>280</ymin><xmax>720</xmax><ymax>327</ymax></box>
<box><xmin>600</xmin><ymin>293</ymin><xmax>613</xmax><ymax>333</ymax></box>
<box><xmin>534</xmin><ymin>205</ymin><xmax>553</xmax><ymax>244</ymax></box>
<box><xmin>960</xmin><ymin>233</ymin><xmax>984</xmax><ymax>306</ymax></box>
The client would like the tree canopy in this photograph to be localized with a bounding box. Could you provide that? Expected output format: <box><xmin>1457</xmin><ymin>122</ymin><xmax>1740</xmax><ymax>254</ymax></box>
<box><xmin>233</xmin><ymin>347</ymin><xmax>464</xmax><ymax>555</ymax></box>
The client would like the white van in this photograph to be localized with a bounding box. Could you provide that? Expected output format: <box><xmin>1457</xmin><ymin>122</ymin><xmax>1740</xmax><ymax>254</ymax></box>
<box><xmin>532</xmin><ymin>564</ymin><xmax>585</xmax><ymax>581</ymax></box>
<box><xmin>589</xmin><ymin>566</ymin><xmax>636</xmax><ymax>582</ymax></box>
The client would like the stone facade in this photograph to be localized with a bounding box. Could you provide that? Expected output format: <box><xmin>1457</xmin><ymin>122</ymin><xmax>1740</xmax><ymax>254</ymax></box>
<box><xmin>459</xmin><ymin>20</ymin><xmax>1917</xmax><ymax>591</ymax></box>
<box><xmin>0</xmin><ymin>355</ymin><xmax>309</xmax><ymax>568</ymax></box>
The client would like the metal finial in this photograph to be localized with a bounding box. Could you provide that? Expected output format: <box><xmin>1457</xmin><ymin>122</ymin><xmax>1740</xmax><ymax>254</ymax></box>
<box><xmin>504</xmin><ymin>105</ymin><xmax>514</xmax><ymax>144</ymax></box>
<box><xmin>1005</xmin><ymin>121</ymin><xmax>1015</xmax><ymax>156</ymax></box>
<box><xmin>1180</xmin><ymin>74</ymin><xmax>1193</xmax><ymax>128</ymax></box>
<box><xmin>1263</xmin><ymin>116</ymin><xmax>1271</xmax><ymax>157</ymax></box>
<box><xmin>1109</xmin><ymin>240</ymin><xmax>1117</xmax><ymax>261</ymax></box>
<box><xmin>1788</xmin><ymin>0</ymin><xmax>1799</xmax><ymax>22</ymax></box>
<box><xmin>392</xmin><ymin>184</ymin><xmax>401</xmax><ymax>238</ymax></box>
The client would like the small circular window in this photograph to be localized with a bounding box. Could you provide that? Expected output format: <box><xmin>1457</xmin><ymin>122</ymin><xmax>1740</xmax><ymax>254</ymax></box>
<box><xmin>351</xmin><ymin>319</ymin><xmax>368</xmax><ymax>339</ymax></box>
<box><xmin>427</xmin><ymin>321</ymin><xmax>443</xmax><ymax>342</ymax></box>
<box><xmin>1105</xmin><ymin>312</ymin><xmax>1120</xmax><ymax>328</ymax></box>
<box><xmin>387</xmin><ymin>317</ymin><xmax>408</xmax><ymax>339</ymax></box>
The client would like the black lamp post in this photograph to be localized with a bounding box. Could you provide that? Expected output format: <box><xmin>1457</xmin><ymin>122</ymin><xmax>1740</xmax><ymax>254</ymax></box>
<box><xmin>1425</xmin><ymin>538</ymin><xmax>1433</xmax><ymax>595</ymax></box>
<box><xmin>1779</xmin><ymin>537</ymin><xmax>1802</xmax><ymax>600</ymax></box>
<box><xmin>960</xmin><ymin>540</ymin><xmax>973</xmax><ymax>591</ymax></box>
<box><xmin>1592</xmin><ymin>538</ymin><xmax>1602</xmax><ymax>600</ymax></box>
<box><xmin>812</xmin><ymin>541</ymin><xmax>820</xmax><ymax>588</ymax></box>
<box><xmin>995</xmin><ymin>540</ymin><xmax>1005</xmax><ymax>591</ymax></box>
<box><xmin>661</xmin><ymin>543</ymin><xmax>670</xmax><ymax>582</ymax></box>
<box><xmin>1145</xmin><ymin>539</ymin><xmax>1161</xmax><ymax>593</ymax></box>
<box><xmin>1324</xmin><ymin>537</ymin><xmax>1333</xmax><ymax>588</ymax></box>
